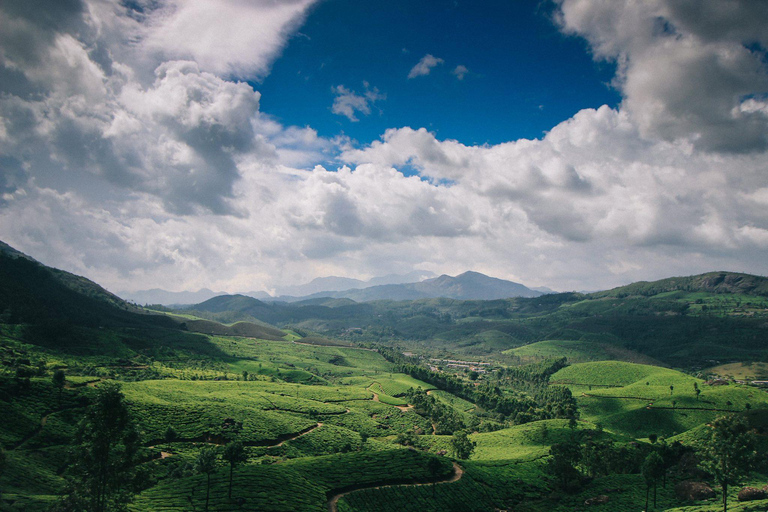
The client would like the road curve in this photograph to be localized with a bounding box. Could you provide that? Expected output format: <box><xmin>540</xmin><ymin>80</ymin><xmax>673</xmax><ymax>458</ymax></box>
<box><xmin>326</xmin><ymin>461</ymin><xmax>464</xmax><ymax>512</ymax></box>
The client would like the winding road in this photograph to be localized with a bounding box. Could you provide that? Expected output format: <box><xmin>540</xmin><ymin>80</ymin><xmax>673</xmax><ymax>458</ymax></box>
<box><xmin>326</xmin><ymin>461</ymin><xmax>464</xmax><ymax>512</ymax></box>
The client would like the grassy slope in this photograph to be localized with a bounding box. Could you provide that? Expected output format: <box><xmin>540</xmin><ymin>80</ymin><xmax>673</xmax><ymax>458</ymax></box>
<box><xmin>552</xmin><ymin>361</ymin><xmax>768</xmax><ymax>438</ymax></box>
<box><xmin>505</xmin><ymin>339</ymin><xmax>665</xmax><ymax>366</ymax></box>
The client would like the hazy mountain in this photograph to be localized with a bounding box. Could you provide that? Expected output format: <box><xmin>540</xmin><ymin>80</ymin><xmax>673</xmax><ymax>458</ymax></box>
<box><xmin>119</xmin><ymin>288</ymin><xmax>228</xmax><ymax>306</ymax></box>
<box><xmin>274</xmin><ymin>276</ymin><xmax>366</xmax><ymax>297</ymax></box>
<box><xmin>365</xmin><ymin>270</ymin><xmax>436</xmax><ymax>286</ymax></box>
<box><xmin>273</xmin><ymin>270</ymin><xmax>436</xmax><ymax>297</ymax></box>
<box><xmin>119</xmin><ymin>271</ymin><xmax>437</xmax><ymax>305</ymax></box>
<box><xmin>278</xmin><ymin>271</ymin><xmax>542</xmax><ymax>302</ymax></box>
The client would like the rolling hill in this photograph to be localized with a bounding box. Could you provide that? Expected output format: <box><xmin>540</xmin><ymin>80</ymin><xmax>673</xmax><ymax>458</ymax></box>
<box><xmin>3</xmin><ymin>241</ymin><xmax>768</xmax><ymax>512</ymax></box>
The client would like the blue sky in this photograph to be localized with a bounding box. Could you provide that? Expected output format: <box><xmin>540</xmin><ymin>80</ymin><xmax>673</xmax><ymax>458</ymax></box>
<box><xmin>1</xmin><ymin>0</ymin><xmax>768</xmax><ymax>294</ymax></box>
<box><xmin>258</xmin><ymin>0</ymin><xmax>621</xmax><ymax>147</ymax></box>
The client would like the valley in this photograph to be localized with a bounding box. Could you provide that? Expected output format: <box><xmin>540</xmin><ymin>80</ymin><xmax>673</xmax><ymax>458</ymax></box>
<box><xmin>1</xmin><ymin>244</ymin><xmax>768</xmax><ymax>511</ymax></box>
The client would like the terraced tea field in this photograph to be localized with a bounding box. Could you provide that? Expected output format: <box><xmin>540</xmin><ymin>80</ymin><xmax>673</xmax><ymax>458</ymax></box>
<box><xmin>553</xmin><ymin>361</ymin><xmax>768</xmax><ymax>437</ymax></box>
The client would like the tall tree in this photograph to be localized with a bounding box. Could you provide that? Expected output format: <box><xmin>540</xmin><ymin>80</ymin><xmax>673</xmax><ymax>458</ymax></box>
<box><xmin>61</xmin><ymin>381</ymin><xmax>139</xmax><ymax>512</ymax></box>
<box><xmin>427</xmin><ymin>456</ymin><xmax>443</xmax><ymax>498</ymax></box>
<box><xmin>0</xmin><ymin>445</ymin><xmax>6</xmax><ymax>500</ymax></box>
<box><xmin>222</xmin><ymin>440</ymin><xmax>247</xmax><ymax>499</ymax></box>
<box><xmin>450</xmin><ymin>430</ymin><xmax>476</xmax><ymax>460</ymax></box>
<box><xmin>547</xmin><ymin>440</ymin><xmax>582</xmax><ymax>493</ymax></box>
<box><xmin>700</xmin><ymin>415</ymin><xmax>757</xmax><ymax>512</ymax></box>
<box><xmin>195</xmin><ymin>446</ymin><xmax>218</xmax><ymax>511</ymax></box>
<box><xmin>641</xmin><ymin>452</ymin><xmax>665</xmax><ymax>510</ymax></box>
<box><xmin>52</xmin><ymin>369</ymin><xmax>66</xmax><ymax>400</ymax></box>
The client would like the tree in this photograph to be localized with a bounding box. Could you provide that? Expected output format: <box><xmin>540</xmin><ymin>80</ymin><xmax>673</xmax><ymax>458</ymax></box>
<box><xmin>242</xmin><ymin>370</ymin><xmax>248</xmax><ymax>381</ymax></box>
<box><xmin>0</xmin><ymin>445</ymin><xmax>6</xmax><ymax>499</ymax></box>
<box><xmin>195</xmin><ymin>446</ymin><xmax>218</xmax><ymax>511</ymax></box>
<box><xmin>642</xmin><ymin>452</ymin><xmax>665</xmax><ymax>510</ymax></box>
<box><xmin>547</xmin><ymin>440</ymin><xmax>582</xmax><ymax>492</ymax></box>
<box><xmin>61</xmin><ymin>381</ymin><xmax>139</xmax><ymax>512</ymax></box>
<box><xmin>222</xmin><ymin>440</ymin><xmax>247</xmax><ymax>499</ymax></box>
<box><xmin>700</xmin><ymin>415</ymin><xmax>757</xmax><ymax>512</ymax></box>
<box><xmin>52</xmin><ymin>369</ymin><xmax>66</xmax><ymax>400</ymax></box>
<box><xmin>427</xmin><ymin>456</ymin><xmax>443</xmax><ymax>497</ymax></box>
<box><xmin>694</xmin><ymin>382</ymin><xmax>701</xmax><ymax>401</ymax></box>
<box><xmin>450</xmin><ymin>430</ymin><xmax>476</xmax><ymax>460</ymax></box>
<box><xmin>164</xmin><ymin>426</ymin><xmax>177</xmax><ymax>443</ymax></box>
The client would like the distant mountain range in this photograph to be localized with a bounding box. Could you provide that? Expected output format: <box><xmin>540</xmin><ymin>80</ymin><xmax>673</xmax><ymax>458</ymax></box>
<box><xmin>281</xmin><ymin>271</ymin><xmax>543</xmax><ymax>302</ymax></box>
<box><xmin>273</xmin><ymin>270</ymin><xmax>436</xmax><ymax>297</ymax></box>
<box><xmin>3</xmin><ymin>239</ymin><xmax>768</xmax><ymax>368</ymax></box>
<box><xmin>119</xmin><ymin>288</ymin><xmax>230</xmax><ymax>306</ymax></box>
<box><xmin>121</xmin><ymin>270</ymin><xmax>542</xmax><ymax>305</ymax></box>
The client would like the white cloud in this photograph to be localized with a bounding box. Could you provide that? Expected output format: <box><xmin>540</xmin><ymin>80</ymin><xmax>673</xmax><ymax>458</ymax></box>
<box><xmin>408</xmin><ymin>54</ymin><xmax>444</xmax><ymax>79</ymax></box>
<box><xmin>555</xmin><ymin>0</ymin><xmax>768</xmax><ymax>152</ymax></box>
<box><xmin>452</xmin><ymin>65</ymin><xmax>468</xmax><ymax>80</ymax></box>
<box><xmin>139</xmin><ymin>0</ymin><xmax>317</xmax><ymax>78</ymax></box>
<box><xmin>331</xmin><ymin>83</ymin><xmax>385</xmax><ymax>122</ymax></box>
<box><xmin>1</xmin><ymin>0</ymin><xmax>768</xmax><ymax>295</ymax></box>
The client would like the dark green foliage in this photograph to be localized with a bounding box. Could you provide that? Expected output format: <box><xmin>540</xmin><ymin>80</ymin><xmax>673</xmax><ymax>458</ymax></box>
<box><xmin>222</xmin><ymin>440</ymin><xmax>247</xmax><ymax>498</ymax></box>
<box><xmin>52</xmin><ymin>370</ymin><xmax>66</xmax><ymax>400</ymax></box>
<box><xmin>451</xmin><ymin>431</ymin><xmax>476</xmax><ymax>460</ymax></box>
<box><xmin>641</xmin><ymin>452</ymin><xmax>665</xmax><ymax>510</ymax></box>
<box><xmin>0</xmin><ymin>444</ymin><xmax>5</xmax><ymax>498</ymax></box>
<box><xmin>0</xmin><ymin>254</ymin><xmax>175</xmax><ymax>336</ymax></box>
<box><xmin>700</xmin><ymin>415</ymin><xmax>758</xmax><ymax>512</ymax></box>
<box><xmin>404</xmin><ymin>388</ymin><xmax>465</xmax><ymax>434</ymax></box>
<box><xmin>195</xmin><ymin>446</ymin><xmax>219</xmax><ymax>511</ymax></box>
<box><xmin>382</xmin><ymin>351</ymin><xmax>577</xmax><ymax>424</ymax></box>
<box><xmin>547</xmin><ymin>441</ymin><xmax>582</xmax><ymax>492</ymax></box>
<box><xmin>163</xmin><ymin>426</ymin><xmax>177</xmax><ymax>443</ymax></box>
<box><xmin>58</xmin><ymin>382</ymin><xmax>139</xmax><ymax>512</ymax></box>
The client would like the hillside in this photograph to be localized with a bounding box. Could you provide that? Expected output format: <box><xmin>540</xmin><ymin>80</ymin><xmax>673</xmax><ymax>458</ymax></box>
<box><xmin>2</xmin><ymin>245</ymin><xmax>768</xmax><ymax>511</ymax></box>
<box><xmin>185</xmin><ymin>272</ymin><xmax>768</xmax><ymax>368</ymax></box>
<box><xmin>0</xmin><ymin>250</ymin><xmax>174</xmax><ymax>333</ymax></box>
<box><xmin>592</xmin><ymin>271</ymin><xmax>768</xmax><ymax>298</ymax></box>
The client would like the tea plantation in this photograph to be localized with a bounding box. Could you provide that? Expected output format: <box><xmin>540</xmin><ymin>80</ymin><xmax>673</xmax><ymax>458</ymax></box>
<box><xmin>3</xmin><ymin>248</ymin><xmax>768</xmax><ymax>511</ymax></box>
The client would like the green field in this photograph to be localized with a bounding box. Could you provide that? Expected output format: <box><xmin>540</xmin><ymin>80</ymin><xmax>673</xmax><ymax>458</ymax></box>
<box><xmin>552</xmin><ymin>361</ymin><xmax>768</xmax><ymax>438</ymax></box>
<box><xmin>505</xmin><ymin>339</ymin><xmax>663</xmax><ymax>365</ymax></box>
<box><xmin>5</xmin><ymin>249</ymin><xmax>768</xmax><ymax>511</ymax></box>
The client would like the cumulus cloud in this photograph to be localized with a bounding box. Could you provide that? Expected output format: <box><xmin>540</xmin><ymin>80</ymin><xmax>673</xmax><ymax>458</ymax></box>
<box><xmin>331</xmin><ymin>83</ymin><xmax>385</xmax><ymax>122</ymax></box>
<box><xmin>341</xmin><ymin>100</ymin><xmax>768</xmax><ymax>263</ymax></box>
<box><xmin>408</xmin><ymin>54</ymin><xmax>444</xmax><ymax>79</ymax></box>
<box><xmin>555</xmin><ymin>0</ymin><xmax>768</xmax><ymax>152</ymax></box>
<box><xmin>2</xmin><ymin>0</ymin><xmax>768</xmax><ymax>294</ymax></box>
<box><xmin>452</xmin><ymin>65</ymin><xmax>468</xmax><ymax>80</ymax></box>
<box><xmin>139</xmin><ymin>0</ymin><xmax>317</xmax><ymax>78</ymax></box>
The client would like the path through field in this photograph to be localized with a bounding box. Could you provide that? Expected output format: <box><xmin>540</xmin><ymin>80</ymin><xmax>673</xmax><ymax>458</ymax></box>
<box><xmin>326</xmin><ymin>461</ymin><xmax>464</xmax><ymax>512</ymax></box>
<box><xmin>368</xmin><ymin>382</ymin><xmax>415</xmax><ymax>412</ymax></box>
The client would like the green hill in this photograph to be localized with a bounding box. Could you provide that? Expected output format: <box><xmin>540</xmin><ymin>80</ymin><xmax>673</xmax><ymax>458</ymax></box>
<box><xmin>552</xmin><ymin>361</ymin><xmax>768</xmax><ymax>438</ymax></box>
<box><xmin>505</xmin><ymin>339</ymin><xmax>664</xmax><ymax>365</ymax></box>
<box><xmin>181</xmin><ymin>272</ymin><xmax>768</xmax><ymax>368</ymax></box>
<box><xmin>591</xmin><ymin>271</ymin><xmax>768</xmax><ymax>298</ymax></box>
<box><xmin>4</xmin><ymin>242</ymin><xmax>768</xmax><ymax>511</ymax></box>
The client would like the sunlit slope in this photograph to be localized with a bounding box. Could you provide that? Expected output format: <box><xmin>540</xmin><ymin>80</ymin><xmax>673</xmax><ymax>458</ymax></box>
<box><xmin>552</xmin><ymin>361</ymin><xmax>768</xmax><ymax>437</ymax></box>
<box><xmin>505</xmin><ymin>339</ymin><xmax>663</xmax><ymax>365</ymax></box>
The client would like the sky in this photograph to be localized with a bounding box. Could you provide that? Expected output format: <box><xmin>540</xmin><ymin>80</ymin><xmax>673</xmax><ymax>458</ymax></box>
<box><xmin>1</xmin><ymin>0</ymin><xmax>767</xmax><ymax>294</ymax></box>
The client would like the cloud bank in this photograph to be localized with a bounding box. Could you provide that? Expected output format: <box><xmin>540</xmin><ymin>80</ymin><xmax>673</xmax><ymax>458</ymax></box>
<box><xmin>1</xmin><ymin>0</ymin><xmax>767</xmax><ymax>294</ymax></box>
